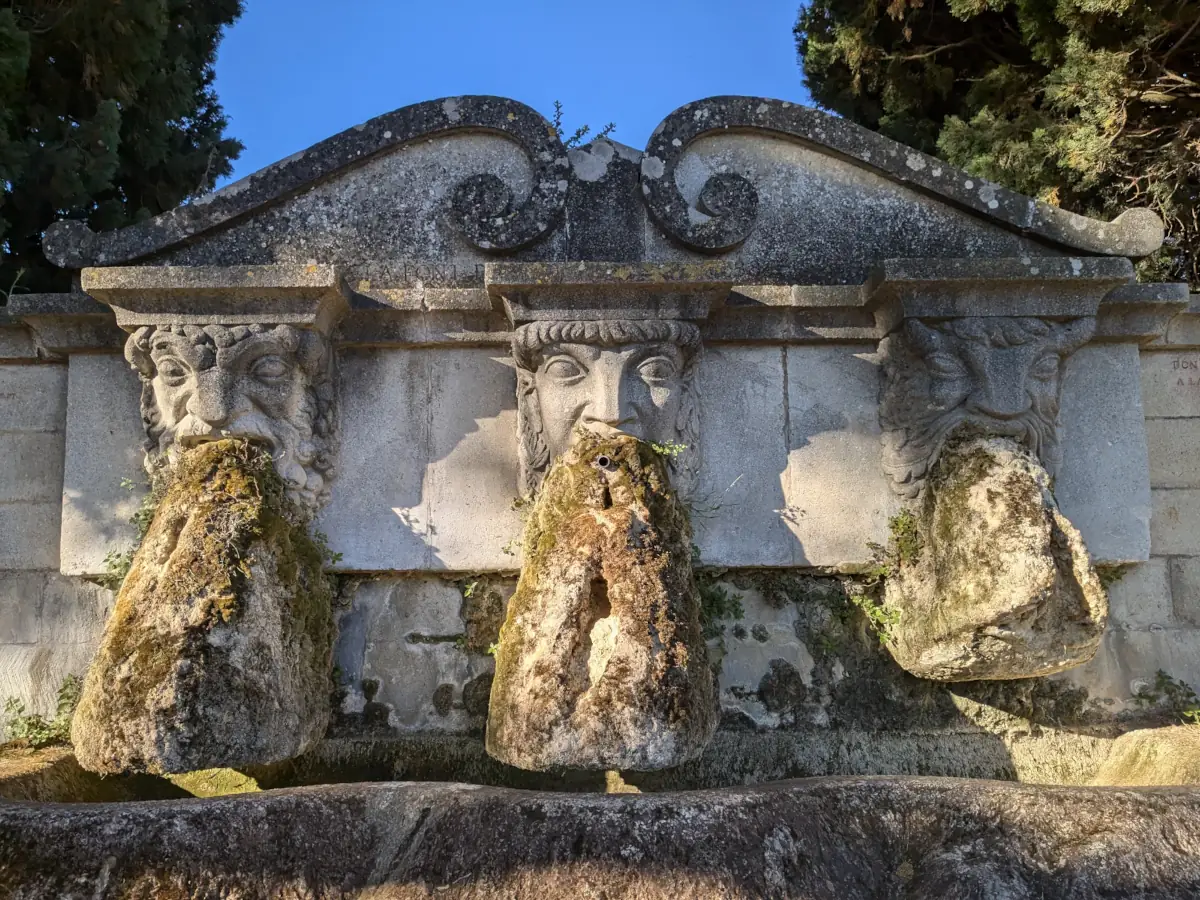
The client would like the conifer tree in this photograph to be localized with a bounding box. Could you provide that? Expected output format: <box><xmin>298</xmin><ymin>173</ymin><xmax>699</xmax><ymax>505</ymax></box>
<box><xmin>0</xmin><ymin>0</ymin><xmax>243</xmax><ymax>295</ymax></box>
<box><xmin>796</xmin><ymin>1</ymin><xmax>1200</xmax><ymax>286</ymax></box>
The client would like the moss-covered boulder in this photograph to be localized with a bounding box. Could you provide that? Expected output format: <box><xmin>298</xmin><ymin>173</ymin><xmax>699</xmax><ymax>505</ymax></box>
<box><xmin>72</xmin><ymin>440</ymin><xmax>335</xmax><ymax>775</ymax></box>
<box><xmin>1092</xmin><ymin>725</ymin><xmax>1200</xmax><ymax>786</ymax></box>
<box><xmin>487</xmin><ymin>432</ymin><xmax>716</xmax><ymax>771</ymax></box>
<box><xmin>885</xmin><ymin>436</ymin><xmax>1107</xmax><ymax>682</ymax></box>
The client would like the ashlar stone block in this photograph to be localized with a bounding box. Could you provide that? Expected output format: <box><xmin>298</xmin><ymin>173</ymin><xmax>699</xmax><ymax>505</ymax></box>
<box><xmin>1140</xmin><ymin>350</ymin><xmax>1200</xmax><ymax>418</ymax></box>
<box><xmin>1146</xmin><ymin>418</ymin><xmax>1200</xmax><ymax>488</ymax></box>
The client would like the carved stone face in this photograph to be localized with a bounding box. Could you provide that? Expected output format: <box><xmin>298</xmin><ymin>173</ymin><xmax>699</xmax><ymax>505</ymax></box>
<box><xmin>879</xmin><ymin>316</ymin><xmax>1094</xmax><ymax>498</ymax></box>
<box><xmin>125</xmin><ymin>324</ymin><xmax>336</xmax><ymax>511</ymax></box>
<box><xmin>512</xmin><ymin>320</ymin><xmax>701</xmax><ymax>498</ymax></box>
<box><xmin>533</xmin><ymin>342</ymin><xmax>685</xmax><ymax>462</ymax></box>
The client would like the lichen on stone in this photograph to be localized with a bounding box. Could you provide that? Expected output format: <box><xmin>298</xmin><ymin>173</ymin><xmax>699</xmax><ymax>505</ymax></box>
<box><xmin>883</xmin><ymin>435</ymin><xmax>1107</xmax><ymax>682</ymax></box>
<box><xmin>71</xmin><ymin>439</ymin><xmax>336</xmax><ymax>775</ymax></box>
<box><xmin>486</xmin><ymin>431</ymin><xmax>716</xmax><ymax>771</ymax></box>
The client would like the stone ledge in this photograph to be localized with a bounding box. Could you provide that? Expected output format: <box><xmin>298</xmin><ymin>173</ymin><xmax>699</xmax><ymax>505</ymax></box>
<box><xmin>80</xmin><ymin>264</ymin><xmax>351</xmax><ymax>332</ymax></box>
<box><xmin>4</xmin><ymin>777</ymin><xmax>1200</xmax><ymax>898</ymax></box>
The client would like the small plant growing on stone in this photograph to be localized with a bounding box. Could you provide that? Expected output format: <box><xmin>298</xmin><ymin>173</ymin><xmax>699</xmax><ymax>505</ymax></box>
<box><xmin>650</xmin><ymin>440</ymin><xmax>687</xmax><ymax>459</ymax></box>
<box><xmin>864</xmin><ymin>508</ymin><xmax>925</xmax><ymax>586</ymax></box>
<box><xmin>696</xmin><ymin>575</ymin><xmax>745</xmax><ymax>641</ymax></box>
<box><xmin>486</xmin><ymin>641</ymin><xmax>500</xmax><ymax>657</ymax></box>
<box><xmin>848</xmin><ymin>585</ymin><xmax>901</xmax><ymax>645</ymax></box>
<box><xmin>1097</xmin><ymin>564</ymin><xmax>1132</xmax><ymax>590</ymax></box>
<box><xmin>310</xmin><ymin>529</ymin><xmax>344</xmax><ymax>566</ymax></box>
<box><xmin>98</xmin><ymin>473</ymin><xmax>168</xmax><ymax>591</ymax></box>
<box><xmin>2</xmin><ymin>674</ymin><xmax>81</xmax><ymax>748</ymax></box>
<box><xmin>1134</xmin><ymin>670</ymin><xmax>1200</xmax><ymax>723</ymax></box>
<box><xmin>551</xmin><ymin>100</ymin><xmax>616</xmax><ymax>149</ymax></box>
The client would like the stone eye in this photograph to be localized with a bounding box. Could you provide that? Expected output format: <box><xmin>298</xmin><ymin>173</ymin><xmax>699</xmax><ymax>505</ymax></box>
<box><xmin>251</xmin><ymin>355</ymin><xmax>289</xmax><ymax>380</ymax></box>
<box><xmin>638</xmin><ymin>357</ymin><xmax>677</xmax><ymax>383</ymax></box>
<box><xmin>927</xmin><ymin>354</ymin><xmax>966</xmax><ymax>378</ymax></box>
<box><xmin>1030</xmin><ymin>354</ymin><xmax>1059</xmax><ymax>382</ymax></box>
<box><xmin>155</xmin><ymin>357</ymin><xmax>189</xmax><ymax>386</ymax></box>
<box><xmin>544</xmin><ymin>358</ymin><xmax>584</xmax><ymax>380</ymax></box>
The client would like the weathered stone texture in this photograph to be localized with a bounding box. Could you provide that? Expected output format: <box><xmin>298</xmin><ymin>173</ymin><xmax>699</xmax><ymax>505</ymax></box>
<box><xmin>886</xmin><ymin>437</ymin><xmax>1107</xmax><ymax>681</ymax></box>
<box><xmin>784</xmin><ymin>344</ymin><xmax>898</xmax><ymax>566</ymax></box>
<box><xmin>1107</xmin><ymin>559</ymin><xmax>1174</xmax><ymax>630</ymax></box>
<box><xmin>1093</xmin><ymin>725</ymin><xmax>1200</xmax><ymax>786</ymax></box>
<box><xmin>5</xmin><ymin>778</ymin><xmax>1200</xmax><ymax>898</ymax></box>
<box><xmin>1151</xmin><ymin>489</ymin><xmax>1200</xmax><ymax>556</ymax></box>
<box><xmin>59</xmin><ymin>353</ymin><xmax>147</xmax><ymax>576</ymax></box>
<box><xmin>1141</xmin><ymin>350</ymin><xmax>1200</xmax><ymax>418</ymax></box>
<box><xmin>1146</xmin><ymin>417</ymin><xmax>1200</xmax><ymax>488</ymax></box>
<box><xmin>1173</xmin><ymin>558</ymin><xmax>1200</xmax><ymax>626</ymax></box>
<box><xmin>71</xmin><ymin>441</ymin><xmax>334</xmax><ymax>774</ymax></box>
<box><xmin>1056</xmin><ymin>343</ymin><xmax>1152</xmax><ymax>563</ymax></box>
<box><xmin>487</xmin><ymin>433</ymin><xmax>716</xmax><ymax>771</ymax></box>
<box><xmin>335</xmin><ymin>578</ymin><xmax>495</xmax><ymax>732</ymax></box>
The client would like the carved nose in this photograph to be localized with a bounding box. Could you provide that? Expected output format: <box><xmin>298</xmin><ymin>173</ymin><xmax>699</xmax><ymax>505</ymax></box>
<box><xmin>185</xmin><ymin>376</ymin><xmax>233</xmax><ymax>429</ymax></box>
<box><xmin>970</xmin><ymin>382</ymin><xmax>1030</xmax><ymax>420</ymax></box>
<box><xmin>581</xmin><ymin>377</ymin><xmax>636</xmax><ymax>430</ymax></box>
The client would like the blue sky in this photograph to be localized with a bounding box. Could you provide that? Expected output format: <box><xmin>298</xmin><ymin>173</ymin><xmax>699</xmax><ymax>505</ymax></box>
<box><xmin>213</xmin><ymin>0</ymin><xmax>812</xmax><ymax>183</ymax></box>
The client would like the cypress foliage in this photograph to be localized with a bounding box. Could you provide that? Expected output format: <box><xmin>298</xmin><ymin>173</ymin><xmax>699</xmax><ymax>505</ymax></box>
<box><xmin>796</xmin><ymin>1</ymin><xmax>1200</xmax><ymax>286</ymax></box>
<box><xmin>0</xmin><ymin>1</ymin><xmax>243</xmax><ymax>295</ymax></box>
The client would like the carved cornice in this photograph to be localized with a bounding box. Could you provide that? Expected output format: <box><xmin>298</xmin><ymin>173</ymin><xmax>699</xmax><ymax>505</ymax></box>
<box><xmin>80</xmin><ymin>264</ymin><xmax>350</xmax><ymax>334</ymax></box>
<box><xmin>486</xmin><ymin>262</ymin><xmax>732</xmax><ymax>325</ymax></box>
<box><xmin>43</xmin><ymin>96</ymin><xmax>569</xmax><ymax>268</ymax></box>
<box><xmin>640</xmin><ymin>96</ymin><xmax>1164</xmax><ymax>258</ymax></box>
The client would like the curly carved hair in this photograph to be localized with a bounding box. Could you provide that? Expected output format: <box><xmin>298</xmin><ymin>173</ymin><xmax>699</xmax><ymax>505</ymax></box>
<box><xmin>124</xmin><ymin>323</ymin><xmax>338</xmax><ymax>510</ymax></box>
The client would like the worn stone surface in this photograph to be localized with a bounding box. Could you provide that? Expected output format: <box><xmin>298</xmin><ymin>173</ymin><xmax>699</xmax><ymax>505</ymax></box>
<box><xmin>5</xmin><ymin>777</ymin><xmax>1200</xmax><ymax>898</ymax></box>
<box><xmin>784</xmin><ymin>344</ymin><xmax>898</xmax><ymax>566</ymax></box>
<box><xmin>1141</xmin><ymin>350</ymin><xmax>1200</xmax><ymax>417</ymax></box>
<box><xmin>487</xmin><ymin>433</ymin><xmax>716</xmax><ymax>771</ymax></box>
<box><xmin>71</xmin><ymin>441</ymin><xmax>334</xmax><ymax>774</ymax></box>
<box><xmin>1055</xmin><ymin>343</ymin><xmax>1152</xmax><ymax>564</ymax></box>
<box><xmin>58</xmin><ymin>353</ymin><xmax>146</xmax><ymax>576</ymax></box>
<box><xmin>886</xmin><ymin>437</ymin><xmax>1107</xmax><ymax>681</ymax></box>
<box><xmin>81</xmin><ymin>263</ymin><xmax>350</xmax><ymax>331</ymax></box>
<box><xmin>1107</xmin><ymin>559</ymin><xmax>1174</xmax><ymax>630</ymax></box>
<box><xmin>44</xmin><ymin>96</ymin><xmax>570</xmax><ymax>268</ymax></box>
<box><xmin>1147</xmin><ymin>417</ymin><xmax>1200</xmax><ymax>488</ymax></box>
<box><xmin>641</xmin><ymin>96</ymin><xmax>1161</xmax><ymax>260</ymax></box>
<box><xmin>1092</xmin><ymin>725</ymin><xmax>1200</xmax><ymax>786</ymax></box>
<box><xmin>1173</xmin><ymin>558</ymin><xmax>1200</xmax><ymax>626</ymax></box>
<box><xmin>1151</xmin><ymin>489</ymin><xmax>1200</xmax><ymax>556</ymax></box>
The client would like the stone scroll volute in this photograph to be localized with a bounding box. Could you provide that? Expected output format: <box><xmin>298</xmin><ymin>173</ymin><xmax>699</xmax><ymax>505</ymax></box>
<box><xmin>870</xmin><ymin>258</ymin><xmax>1131</xmax><ymax>683</ymax></box>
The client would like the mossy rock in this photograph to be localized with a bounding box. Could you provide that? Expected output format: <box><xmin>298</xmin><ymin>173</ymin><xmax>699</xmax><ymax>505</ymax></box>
<box><xmin>72</xmin><ymin>440</ymin><xmax>335</xmax><ymax>775</ymax></box>
<box><xmin>487</xmin><ymin>432</ymin><xmax>716</xmax><ymax>771</ymax></box>
<box><xmin>885</xmin><ymin>436</ymin><xmax>1107</xmax><ymax>682</ymax></box>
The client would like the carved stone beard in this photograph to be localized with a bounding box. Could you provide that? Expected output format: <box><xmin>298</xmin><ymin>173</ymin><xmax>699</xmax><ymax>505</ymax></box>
<box><xmin>512</xmin><ymin>319</ymin><xmax>702</xmax><ymax>500</ymax></box>
<box><xmin>124</xmin><ymin>323</ymin><xmax>337</xmax><ymax>513</ymax></box>
<box><xmin>879</xmin><ymin>316</ymin><xmax>1095</xmax><ymax>499</ymax></box>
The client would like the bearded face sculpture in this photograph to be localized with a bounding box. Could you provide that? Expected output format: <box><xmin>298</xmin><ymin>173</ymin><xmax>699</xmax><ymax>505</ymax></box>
<box><xmin>511</xmin><ymin>319</ymin><xmax>702</xmax><ymax>500</ymax></box>
<box><xmin>879</xmin><ymin>316</ymin><xmax>1095</xmax><ymax>498</ymax></box>
<box><xmin>125</xmin><ymin>323</ymin><xmax>337</xmax><ymax>511</ymax></box>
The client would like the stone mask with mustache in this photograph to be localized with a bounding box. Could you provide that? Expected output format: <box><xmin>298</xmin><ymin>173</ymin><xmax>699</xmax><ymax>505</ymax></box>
<box><xmin>125</xmin><ymin>323</ymin><xmax>337</xmax><ymax>512</ymax></box>
<box><xmin>879</xmin><ymin>316</ymin><xmax>1095</xmax><ymax>498</ymax></box>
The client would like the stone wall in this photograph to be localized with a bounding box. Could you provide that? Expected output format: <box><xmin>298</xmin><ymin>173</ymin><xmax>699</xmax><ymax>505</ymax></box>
<box><xmin>1061</xmin><ymin>297</ymin><xmax>1200</xmax><ymax>714</ymax></box>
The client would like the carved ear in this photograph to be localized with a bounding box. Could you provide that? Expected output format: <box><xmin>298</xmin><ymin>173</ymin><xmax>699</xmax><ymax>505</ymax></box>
<box><xmin>1054</xmin><ymin>317</ymin><xmax>1096</xmax><ymax>354</ymax></box>
<box><xmin>904</xmin><ymin>320</ymin><xmax>943</xmax><ymax>357</ymax></box>
<box><xmin>124</xmin><ymin>327</ymin><xmax>156</xmax><ymax>377</ymax></box>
